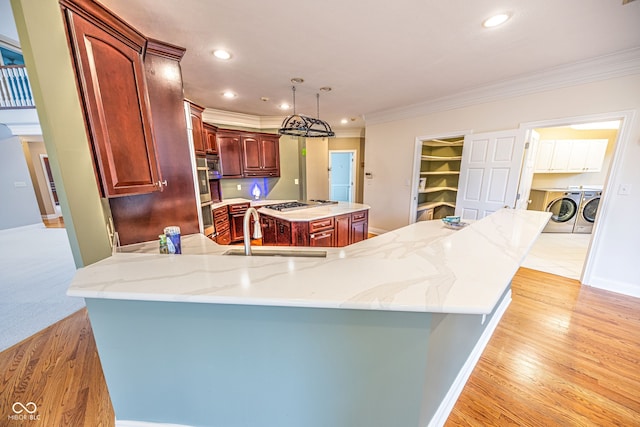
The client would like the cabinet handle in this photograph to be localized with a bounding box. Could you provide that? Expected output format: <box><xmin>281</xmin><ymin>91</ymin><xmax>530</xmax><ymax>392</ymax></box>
<box><xmin>156</xmin><ymin>180</ymin><xmax>168</xmax><ymax>187</ymax></box>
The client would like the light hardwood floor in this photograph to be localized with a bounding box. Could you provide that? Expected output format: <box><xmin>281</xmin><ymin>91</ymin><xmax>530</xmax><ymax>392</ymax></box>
<box><xmin>1</xmin><ymin>268</ymin><xmax>638</xmax><ymax>426</ymax></box>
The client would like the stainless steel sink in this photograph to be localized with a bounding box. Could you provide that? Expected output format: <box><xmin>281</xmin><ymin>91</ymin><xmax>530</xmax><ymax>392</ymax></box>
<box><xmin>223</xmin><ymin>248</ymin><xmax>327</xmax><ymax>258</ymax></box>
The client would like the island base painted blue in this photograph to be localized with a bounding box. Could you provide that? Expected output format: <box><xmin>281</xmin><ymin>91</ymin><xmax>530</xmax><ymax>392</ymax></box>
<box><xmin>86</xmin><ymin>286</ymin><xmax>510</xmax><ymax>427</ymax></box>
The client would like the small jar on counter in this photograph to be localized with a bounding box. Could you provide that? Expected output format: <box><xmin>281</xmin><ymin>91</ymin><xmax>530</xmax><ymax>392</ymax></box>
<box><xmin>159</xmin><ymin>234</ymin><xmax>169</xmax><ymax>254</ymax></box>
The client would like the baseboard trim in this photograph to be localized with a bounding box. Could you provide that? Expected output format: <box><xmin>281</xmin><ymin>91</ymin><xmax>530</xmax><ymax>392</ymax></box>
<box><xmin>41</xmin><ymin>213</ymin><xmax>61</xmax><ymax>220</ymax></box>
<box><xmin>588</xmin><ymin>276</ymin><xmax>640</xmax><ymax>299</ymax></box>
<box><xmin>116</xmin><ymin>420</ymin><xmax>194</xmax><ymax>427</ymax></box>
<box><xmin>368</xmin><ymin>226</ymin><xmax>389</xmax><ymax>235</ymax></box>
<box><xmin>0</xmin><ymin>223</ymin><xmax>44</xmax><ymax>234</ymax></box>
<box><xmin>427</xmin><ymin>289</ymin><xmax>512</xmax><ymax>427</ymax></box>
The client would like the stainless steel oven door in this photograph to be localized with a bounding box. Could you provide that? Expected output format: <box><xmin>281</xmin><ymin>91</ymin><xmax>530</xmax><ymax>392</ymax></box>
<box><xmin>196</xmin><ymin>157</ymin><xmax>211</xmax><ymax>202</ymax></box>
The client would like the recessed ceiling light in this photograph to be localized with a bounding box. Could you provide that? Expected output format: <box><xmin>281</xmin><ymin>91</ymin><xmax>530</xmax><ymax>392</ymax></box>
<box><xmin>222</xmin><ymin>91</ymin><xmax>236</xmax><ymax>99</ymax></box>
<box><xmin>319</xmin><ymin>87</ymin><xmax>332</xmax><ymax>92</ymax></box>
<box><xmin>341</xmin><ymin>118</ymin><xmax>348</xmax><ymax>124</ymax></box>
<box><xmin>213</xmin><ymin>49</ymin><xmax>232</xmax><ymax>60</ymax></box>
<box><xmin>279</xmin><ymin>103</ymin><xmax>290</xmax><ymax>110</ymax></box>
<box><xmin>260</xmin><ymin>97</ymin><xmax>269</xmax><ymax>102</ymax></box>
<box><xmin>482</xmin><ymin>13</ymin><xmax>511</xmax><ymax>28</ymax></box>
<box><xmin>290</xmin><ymin>77</ymin><xmax>304</xmax><ymax>84</ymax></box>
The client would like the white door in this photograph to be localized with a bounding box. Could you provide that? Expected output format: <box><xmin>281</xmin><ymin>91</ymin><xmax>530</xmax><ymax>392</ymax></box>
<box><xmin>515</xmin><ymin>129</ymin><xmax>539</xmax><ymax>210</ymax></box>
<box><xmin>455</xmin><ymin>129</ymin><xmax>526</xmax><ymax>220</ymax></box>
<box><xmin>329</xmin><ymin>151</ymin><xmax>354</xmax><ymax>202</ymax></box>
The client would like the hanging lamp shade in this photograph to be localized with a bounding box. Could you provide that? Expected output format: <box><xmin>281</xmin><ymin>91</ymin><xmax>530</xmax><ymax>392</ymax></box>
<box><xmin>279</xmin><ymin>86</ymin><xmax>335</xmax><ymax>138</ymax></box>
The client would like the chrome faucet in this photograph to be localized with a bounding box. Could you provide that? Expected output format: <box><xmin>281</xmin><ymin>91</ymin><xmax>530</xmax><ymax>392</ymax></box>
<box><xmin>243</xmin><ymin>207</ymin><xmax>263</xmax><ymax>255</ymax></box>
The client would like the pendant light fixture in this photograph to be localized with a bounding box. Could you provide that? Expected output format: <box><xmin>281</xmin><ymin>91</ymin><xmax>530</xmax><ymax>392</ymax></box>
<box><xmin>279</xmin><ymin>79</ymin><xmax>335</xmax><ymax>138</ymax></box>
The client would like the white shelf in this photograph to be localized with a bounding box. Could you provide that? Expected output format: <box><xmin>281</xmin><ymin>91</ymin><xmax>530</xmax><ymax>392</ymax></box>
<box><xmin>419</xmin><ymin>187</ymin><xmax>458</xmax><ymax>194</ymax></box>
<box><xmin>421</xmin><ymin>155</ymin><xmax>462</xmax><ymax>161</ymax></box>
<box><xmin>417</xmin><ymin>201</ymin><xmax>456</xmax><ymax>211</ymax></box>
<box><xmin>420</xmin><ymin>171</ymin><xmax>460</xmax><ymax>176</ymax></box>
<box><xmin>422</xmin><ymin>139</ymin><xmax>464</xmax><ymax>147</ymax></box>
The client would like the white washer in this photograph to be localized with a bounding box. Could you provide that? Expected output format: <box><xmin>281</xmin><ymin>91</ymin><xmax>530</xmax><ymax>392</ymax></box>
<box><xmin>529</xmin><ymin>189</ymin><xmax>582</xmax><ymax>233</ymax></box>
<box><xmin>573</xmin><ymin>190</ymin><xmax>601</xmax><ymax>234</ymax></box>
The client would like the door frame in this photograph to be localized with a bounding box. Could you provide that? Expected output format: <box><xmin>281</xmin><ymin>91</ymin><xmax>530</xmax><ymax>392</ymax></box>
<box><xmin>328</xmin><ymin>149</ymin><xmax>357</xmax><ymax>202</ymax></box>
<box><xmin>519</xmin><ymin>109</ymin><xmax>635</xmax><ymax>286</ymax></box>
<box><xmin>411</xmin><ymin>130</ymin><xmax>472</xmax><ymax>224</ymax></box>
<box><xmin>39</xmin><ymin>153</ymin><xmax>61</xmax><ymax>218</ymax></box>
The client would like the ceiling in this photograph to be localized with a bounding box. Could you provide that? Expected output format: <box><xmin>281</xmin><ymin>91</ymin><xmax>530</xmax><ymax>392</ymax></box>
<box><xmin>98</xmin><ymin>0</ymin><xmax>640</xmax><ymax>130</ymax></box>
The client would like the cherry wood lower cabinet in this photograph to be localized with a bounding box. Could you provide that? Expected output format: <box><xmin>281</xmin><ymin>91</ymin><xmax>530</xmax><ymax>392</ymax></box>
<box><xmin>213</xmin><ymin>205</ymin><xmax>231</xmax><ymax>245</ymax></box>
<box><xmin>351</xmin><ymin>210</ymin><xmax>369</xmax><ymax>244</ymax></box>
<box><xmin>228</xmin><ymin>202</ymin><xmax>250</xmax><ymax>243</ymax></box>
<box><xmin>260</xmin><ymin>210</ymin><xmax>368</xmax><ymax>247</ymax></box>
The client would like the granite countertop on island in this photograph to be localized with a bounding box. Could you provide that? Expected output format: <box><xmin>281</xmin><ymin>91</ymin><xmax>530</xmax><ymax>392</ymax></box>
<box><xmin>68</xmin><ymin>209</ymin><xmax>551</xmax><ymax>315</ymax></box>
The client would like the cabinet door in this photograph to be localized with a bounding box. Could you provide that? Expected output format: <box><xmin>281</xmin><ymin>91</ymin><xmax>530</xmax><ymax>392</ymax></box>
<box><xmin>309</xmin><ymin>229</ymin><xmax>335</xmax><ymax>247</ymax></box>
<box><xmin>584</xmin><ymin>139</ymin><xmax>608</xmax><ymax>172</ymax></box>
<box><xmin>242</xmin><ymin>136</ymin><xmax>261</xmax><ymax>172</ymax></box>
<box><xmin>260</xmin><ymin>215</ymin><xmax>277</xmax><ymax>245</ymax></box>
<box><xmin>549</xmin><ymin>140</ymin><xmax>572</xmax><ymax>172</ymax></box>
<box><xmin>275</xmin><ymin>219</ymin><xmax>292</xmax><ymax>246</ymax></box>
<box><xmin>534</xmin><ymin>140</ymin><xmax>555</xmax><ymax>172</ymax></box>
<box><xmin>230</xmin><ymin>213</ymin><xmax>245</xmax><ymax>242</ymax></box>
<box><xmin>204</xmin><ymin>124</ymin><xmax>218</xmax><ymax>155</ymax></box>
<box><xmin>66</xmin><ymin>10</ymin><xmax>161</xmax><ymax>197</ymax></box>
<box><xmin>567</xmin><ymin>140</ymin><xmax>589</xmax><ymax>172</ymax></box>
<box><xmin>260</xmin><ymin>136</ymin><xmax>280</xmax><ymax>175</ymax></box>
<box><xmin>351</xmin><ymin>220</ymin><xmax>368</xmax><ymax>244</ymax></box>
<box><xmin>189</xmin><ymin>104</ymin><xmax>206</xmax><ymax>155</ymax></box>
<box><xmin>218</xmin><ymin>133</ymin><xmax>244</xmax><ymax>178</ymax></box>
<box><xmin>335</xmin><ymin>214</ymin><xmax>351</xmax><ymax>247</ymax></box>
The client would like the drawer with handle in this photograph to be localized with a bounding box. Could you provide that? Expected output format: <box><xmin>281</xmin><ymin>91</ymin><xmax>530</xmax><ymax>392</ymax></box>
<box><xmin>309</xmin><ymin>217</ymin><xmax>334</xmax><ymax>233</ymax></box>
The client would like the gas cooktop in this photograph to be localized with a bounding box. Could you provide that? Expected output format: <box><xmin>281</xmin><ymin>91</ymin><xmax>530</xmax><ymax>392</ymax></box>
<box><xmin>264</xmin><ymin>200</ymin><xmax>339</xmax><ymax>212</ymax></box>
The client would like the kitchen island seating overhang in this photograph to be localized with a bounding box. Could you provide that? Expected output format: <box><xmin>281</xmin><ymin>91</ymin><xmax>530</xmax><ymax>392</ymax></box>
<box><xmin>68</xmin><ymin>208</ymin><xmax>551</xmax><ymax>427</ymax></box>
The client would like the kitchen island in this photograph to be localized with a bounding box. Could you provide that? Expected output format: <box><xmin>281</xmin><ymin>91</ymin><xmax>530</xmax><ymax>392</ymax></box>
<box><xmin>68</xmin><ymin>208</ymin><xmax>550</xmax><ymax>427</ymax></box>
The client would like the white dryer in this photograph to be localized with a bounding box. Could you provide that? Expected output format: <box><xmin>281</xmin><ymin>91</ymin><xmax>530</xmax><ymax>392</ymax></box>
<box><xmin>529</xmin><ymin>189</ymin><xmax>582</xmax><ymax>233</ymax></box>
<box><xmin>574</xmin><ymin>190</ymin><xmax>601</xmax><ymax>234</ymax></box>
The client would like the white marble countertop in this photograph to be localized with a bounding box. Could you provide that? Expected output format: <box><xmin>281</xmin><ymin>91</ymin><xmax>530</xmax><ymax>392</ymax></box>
<box><xmin>258</xmin><ymin>202</ymin><xmax>370</xmax><ymax>222</ymax></box>
<box><xmin>67</xmin><ymin>209</ymin><xmax>551</xmax><ymax>315</ymax></box>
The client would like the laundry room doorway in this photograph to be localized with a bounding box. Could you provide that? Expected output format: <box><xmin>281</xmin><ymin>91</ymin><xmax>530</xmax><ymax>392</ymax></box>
<box><xmin>518</xmin><ymin>111</ymin><xmax>631</xmax><ymax>284</ymax></box>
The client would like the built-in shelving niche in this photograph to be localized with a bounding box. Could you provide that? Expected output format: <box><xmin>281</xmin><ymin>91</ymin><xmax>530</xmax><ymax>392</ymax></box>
<box><xmin>416</xmin><ymin>137</ymin><xmax>464</xmax><ymax>220</ymax></box>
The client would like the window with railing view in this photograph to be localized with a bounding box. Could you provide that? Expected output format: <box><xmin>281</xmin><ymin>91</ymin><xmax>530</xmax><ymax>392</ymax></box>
<box><xmin>0</xmin><ymin>65</ymin><xmax>35</xmax><ymax>108</ymax></box>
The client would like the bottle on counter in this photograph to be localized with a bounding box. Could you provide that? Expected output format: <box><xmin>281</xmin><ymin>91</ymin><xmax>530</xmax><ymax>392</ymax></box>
<box><xmin>159</xmin><ymin>234</ymin><xmax>169</xmax><ymax>254</ymax></box>
<box><xmin>164</xmin><ymin>226</ymin><xmax>181</xmax><ymax>254</ymax></box>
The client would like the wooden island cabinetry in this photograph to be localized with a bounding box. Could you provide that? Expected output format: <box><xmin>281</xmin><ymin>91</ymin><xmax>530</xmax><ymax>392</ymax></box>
<box><xmin>260</xmin><ymin>209</ymin><xmax>368</xmax><ymax>248</ymax></box>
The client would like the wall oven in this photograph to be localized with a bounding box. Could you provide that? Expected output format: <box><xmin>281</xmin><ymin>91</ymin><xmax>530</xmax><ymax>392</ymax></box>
<box><xmin>196</xmin><ymin>157</ymin><xmax>214</xmax><ymax>236</ymax></box>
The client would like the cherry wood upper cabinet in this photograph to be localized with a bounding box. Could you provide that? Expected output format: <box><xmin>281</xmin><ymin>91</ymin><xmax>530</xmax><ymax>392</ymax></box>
<box><xmin>61</xmin><ymin>0</ymin><xmax>162</xmax><ymax>197</ymax></box>
<box><xmin>242</xmin><ymin>134</ymin><xmax>280</xmax><ymax>177</ymax></box>
<box><xmin>188</xmin><ymin>102</ymin><xmax>206</xmax><ymax>156</ymax></box>
<box><xmin>204</xmin><ymin>123</ymin><xmax>218</xmax><ymax>155</ymax></box>
<box><xmin>217</xmin><ymin>131</ymin><xmax>244</xmax><ymax>178</ymax></box>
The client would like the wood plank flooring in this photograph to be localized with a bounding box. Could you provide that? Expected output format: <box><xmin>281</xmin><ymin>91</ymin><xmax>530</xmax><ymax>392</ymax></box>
<box><xmin>447</xmin><ymin>268</ymin><xmax>640</xmax><ymax>426</ymax></box>
<box><xmin>1</xmin><ymin>268</ymin><xmax>638</xmax><ymax>426</ymax></box>
<box><xmin>0</xmin><ymin>309</ymin><xmax>113</xmax><ymax>425</ymax></box>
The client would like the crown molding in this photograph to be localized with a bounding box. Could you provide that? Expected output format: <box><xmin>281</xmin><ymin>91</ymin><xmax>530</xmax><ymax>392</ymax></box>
<box><xmin>203</xmin><ymin>108</ymin><xmax>365</xmax><ymax>137</ymax></box>
<box><xmin>365</xmin><ymin>48</ymin><xmax>640</xmax><ymax>126</ymax></box>
<box><xmin>5</xmin><ymin>123</ymin><xmax>42</xmax><ymax>136</ymax></box>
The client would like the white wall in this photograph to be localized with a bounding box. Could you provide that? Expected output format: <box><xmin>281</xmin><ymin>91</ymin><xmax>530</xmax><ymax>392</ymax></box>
<box><xmin>0</xmin><ymin>135</ymin><xmax>41</xmax><ymax>229</ymax></box>
<box><xmin>305</xmin><ymin>137</ymin><xmax>329</xmax><ymax>200</ymax></box>
<box><xmin>0</xmin><ymin>0</ymin><xmax>20</xmax><ymax>45</ymax></box>
<box><xmin>364</xmin><ymin>73</ymin><xmax>640</xmax><ymax>294</ymax></box>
